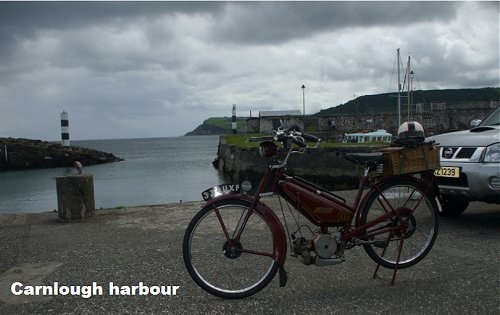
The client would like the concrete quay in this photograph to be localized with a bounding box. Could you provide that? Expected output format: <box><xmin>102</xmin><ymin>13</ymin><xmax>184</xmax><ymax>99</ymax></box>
<box><xmin>0</xmin><ymin>194</ymin><xmax>498</xmax><ymax>314</ymax></box>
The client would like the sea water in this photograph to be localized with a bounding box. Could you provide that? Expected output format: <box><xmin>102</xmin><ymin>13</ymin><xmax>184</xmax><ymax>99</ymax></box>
<box><xmin>0</xmin><ymin>136</ymin><xmax>225</xmax><ymax>214</ymax></box>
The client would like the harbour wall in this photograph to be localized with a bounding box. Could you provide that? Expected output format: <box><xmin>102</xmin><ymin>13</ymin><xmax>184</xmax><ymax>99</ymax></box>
<box><xmin>214</xmin><ymin>137</ymin><xmax>384</xmax><ymax>190</ymax></box>
<box><xmin>317</xmin><ymin>105</ymin><xmax>497</xmax><ymax>136</ymax></box>
<box><xmin>247</xmin><ymin>102</ymin><xmax>499</xmax><ymax>136</ymax></box>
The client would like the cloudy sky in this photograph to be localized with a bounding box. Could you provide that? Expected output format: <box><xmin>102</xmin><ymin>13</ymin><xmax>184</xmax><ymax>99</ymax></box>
<box><xmin>0</xmin><ymin>1</ymin><xmax>498</xmax><ymax>140</ymax></box>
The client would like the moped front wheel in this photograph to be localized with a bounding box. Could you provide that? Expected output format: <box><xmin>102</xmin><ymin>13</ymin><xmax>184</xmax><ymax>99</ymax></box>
<box><xmin>183</xmin><ymin>199</ymin><xmax>279</xmax><ymax>299</ymax></box>
<box><xmin>360</xmin><ymin>178</ymin><xmax>439</xmax><ymax>269</ymax></box>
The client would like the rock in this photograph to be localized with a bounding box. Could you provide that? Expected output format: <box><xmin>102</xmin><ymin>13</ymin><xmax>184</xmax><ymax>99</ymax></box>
<box><xmin>0</xmin><ymin>137</ymin><xmax>123</xmax><ymax>171</ymax></box>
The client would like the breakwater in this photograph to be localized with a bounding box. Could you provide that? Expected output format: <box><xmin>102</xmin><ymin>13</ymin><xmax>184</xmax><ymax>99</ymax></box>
<box><xmin>213</xmin><ymin>137</ymin><xmax>385</xmax><ymax>190</ymax></box>
<box><xmin>0</xmin><ymin>138</ymin><xmax>123</xmax><ymax>171</ymax></box>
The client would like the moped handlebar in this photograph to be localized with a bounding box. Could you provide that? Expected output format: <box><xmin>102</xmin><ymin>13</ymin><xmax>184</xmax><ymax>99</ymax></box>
<box><xmin>273</xmin><ymin>129</ymin><xmax>321</xmax><ymax>150</ymax></box>
<box><xmin>295</xmin><ymin>132</ymin><xmax>320</xmax><ymax>144</ymax></box>
<box><xmin>291</xmin><ymin>136</ymin><xmax>307</xmax><ymax>148</ymax></box>
<box><xmin>282</xmin><ymin>124</ymin><xmax>302</xmax><ymax>133</ymax></box>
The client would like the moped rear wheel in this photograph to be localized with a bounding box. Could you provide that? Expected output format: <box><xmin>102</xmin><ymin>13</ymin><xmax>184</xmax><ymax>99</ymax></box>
<box><xmin>183</xmin><ymin>199</ymin><xmax>279</xmax><ymax>299</ymax></box>
<box><xmin>360</xmin><ymin>178</ymin><xmax>439</xmax><ymax>269</ymax></box>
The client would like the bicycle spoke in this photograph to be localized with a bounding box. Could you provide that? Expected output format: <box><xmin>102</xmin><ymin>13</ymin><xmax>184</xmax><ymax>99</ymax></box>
<box><xmin>376</xmin><ymin>196</ymin><xmax>391</xmax><ymax>213</ymax></box>
<box><xmin>238</xmin><ymin>248</ymin><xmax>274</xmax><ymax>258</ymax></box>
<box><xmin>214</xmin><ymin>207</ymin><xmax>231</xmax><ymax>242</ymax></box>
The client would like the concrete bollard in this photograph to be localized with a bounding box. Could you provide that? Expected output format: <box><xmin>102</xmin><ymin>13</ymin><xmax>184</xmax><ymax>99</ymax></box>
<box><xmin>56</xmin><ymin>174</ymin><xmax>95</xmax><ymax>221</ymax></box>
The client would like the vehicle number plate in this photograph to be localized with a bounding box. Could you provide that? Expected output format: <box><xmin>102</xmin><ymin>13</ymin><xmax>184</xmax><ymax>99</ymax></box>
<box><xmin>434</xmin><ymin>167</ymin><xmax>460</xmax><ymax>178</ymax></box>
<box><xmin>202</xmin><ymin>184</ymin><xmax>240</xmax><ymax>201</ymax></box>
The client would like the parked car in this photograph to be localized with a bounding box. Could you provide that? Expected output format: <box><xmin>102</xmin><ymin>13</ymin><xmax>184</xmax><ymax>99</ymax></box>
<box><xmin>427</xmin><ymin>105</ymin><xmax>500</xmax><ymax>216</ymax></box>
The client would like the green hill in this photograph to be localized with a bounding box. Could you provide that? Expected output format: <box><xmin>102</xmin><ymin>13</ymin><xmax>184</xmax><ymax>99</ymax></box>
<box><xmin>316</xmin><ymin>87</ymin><xmax>499</xmax><ymax>116</ymax></box>
<box><xmin>185</xmin><ymin>117</ymin><xmax>247</xmax><ymax>136</ymax></box>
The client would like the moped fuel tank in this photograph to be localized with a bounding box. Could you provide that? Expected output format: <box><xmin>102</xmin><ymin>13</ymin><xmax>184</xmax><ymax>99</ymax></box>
<box><xmin>279</xmin><ymin>180</ymin><xmax>353</xmax><ymax>226</ymax></box>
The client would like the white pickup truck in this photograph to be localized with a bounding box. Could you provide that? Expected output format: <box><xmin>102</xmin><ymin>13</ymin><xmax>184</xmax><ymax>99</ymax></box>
<box><xmin>427</xmin><ymin>105</ymin><xmax>500</xmax><ymax>216</ymax></box>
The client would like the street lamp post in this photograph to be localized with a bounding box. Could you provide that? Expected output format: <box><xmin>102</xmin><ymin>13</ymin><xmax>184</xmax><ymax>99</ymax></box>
<box><xmin>301</xmin><ymin>84</ymin><xmax>305</xmax><ymax>131</ymax></box>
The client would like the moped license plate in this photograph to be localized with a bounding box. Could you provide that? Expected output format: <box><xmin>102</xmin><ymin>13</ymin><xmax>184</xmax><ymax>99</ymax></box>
<box><xmin>434</xmin><ymin>167</ymin><xmax>460</xmax><ymax>178</ymax></box>
<box><xmin>202</xmin><ymin>184</ymin><xmax>240</xmax><ymax>201</ymax></box>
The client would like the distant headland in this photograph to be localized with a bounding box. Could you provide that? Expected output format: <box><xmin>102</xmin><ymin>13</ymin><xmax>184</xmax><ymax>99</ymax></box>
<box><xmin>0</xmin><ymin>138</ymin><xmax>123</xmax><ymax>171</ymax></box>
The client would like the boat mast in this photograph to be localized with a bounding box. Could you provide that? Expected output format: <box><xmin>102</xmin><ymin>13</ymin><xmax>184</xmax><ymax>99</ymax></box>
<box><xmin>397</xmin><ymin>48</ymin><xmax>401</xmax><ymax>126</ymax></box>
<box><xmin>407</xmin><ymin>55</ymin><xmax>411</xmax><ymax>121</ymax></box>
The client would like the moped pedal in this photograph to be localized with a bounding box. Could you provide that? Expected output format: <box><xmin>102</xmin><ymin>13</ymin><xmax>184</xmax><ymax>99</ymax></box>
<box><xmin>278</xmin><ymin>265</ymin><xmax>288</xmax><ymax>287</ymax></box>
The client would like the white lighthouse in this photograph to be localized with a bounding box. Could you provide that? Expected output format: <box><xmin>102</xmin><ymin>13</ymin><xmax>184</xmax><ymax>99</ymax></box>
<box><xmin>61</xmin><ymin>111</ymin><xmax>70</xmax><ymax>147</ymax></box>
<box><xmin>232</xmin><ymin>104</ymin><xmax>237</xmax><ymax>134</ymax></box>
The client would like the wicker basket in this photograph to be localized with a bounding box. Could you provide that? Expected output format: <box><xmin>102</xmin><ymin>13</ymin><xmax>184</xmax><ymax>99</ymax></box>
<box><xmin>379</xmin><ymin>144</ymin><xmax>440</xmax><ymax>176</ymax></box>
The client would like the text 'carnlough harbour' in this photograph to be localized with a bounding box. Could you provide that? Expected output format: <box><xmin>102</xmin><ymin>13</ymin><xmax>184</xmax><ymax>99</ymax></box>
<box><xmin>11</xmin><ymin>282</ymin><xmax>180</xmax><ymax>298</ymax></box>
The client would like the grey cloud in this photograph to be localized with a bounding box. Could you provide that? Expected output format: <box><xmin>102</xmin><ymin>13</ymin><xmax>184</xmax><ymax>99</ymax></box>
<box><xmin>0</xmin><ymin>2</ymin><xmax>219</xmax><ymax>64</ymax></box>
<box><xmin>210</xmin><ymin>2</ymin><xmax>459</xmax><ymax>44</ymax></box>
<box><xmin>0</xmin><ymin>2</ymin><xmax>222</xmax><ymax>33</ymax></box>
<box><xmin>1</xmin><ymin>2</ymin><xmax>459</xmax><ymax>47</ymax></box>
<box><xmin>0</xmin><ymin>29</ymin><xmax>17</xmax><ymax>61</ymax></box>
<box><xmin>0</xmin><ymin>1</ymin><xmax>497</xmax><ymax>140</ymax></box>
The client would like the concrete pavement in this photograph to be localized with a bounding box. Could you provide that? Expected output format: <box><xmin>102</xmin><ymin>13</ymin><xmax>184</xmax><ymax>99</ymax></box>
<box><xmin>0</xmin><ymin>195</ymin><xmax>498</xmax><ymax>314</ymax></box>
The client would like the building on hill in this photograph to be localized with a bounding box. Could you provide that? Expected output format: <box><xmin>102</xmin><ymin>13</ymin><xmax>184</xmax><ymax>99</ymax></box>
<box><xmin>246</xmin><ymin>110</ymin><xmax>303</xmax><ymax>133</ymax></box>
<box><xmin>246</xmin><ymin>117</ymin><xmax>260</xmax><ymax>133</ymax></box>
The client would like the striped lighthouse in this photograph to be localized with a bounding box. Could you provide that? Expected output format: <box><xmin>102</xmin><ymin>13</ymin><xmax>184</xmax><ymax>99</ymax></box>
<box><xmin>61</xmin><ymin>111</ymin><xmax>70</xmax><ymax>147</ymax></box>
<box><xmin>232</xmin><ymin>104</ymin><xmax>237</xmax><ymax>134</ymax></box>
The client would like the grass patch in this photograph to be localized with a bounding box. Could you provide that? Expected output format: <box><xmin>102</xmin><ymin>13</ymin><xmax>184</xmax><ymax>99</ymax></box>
<box><xmin>205</xmin><ymin>117</ymin><xmax>247</xmax><ymax>132</ymax></box>
<box><xmin>224</xmin><ymin>134</ymin><xmax>266</xmax><ymax>148</ymax></box>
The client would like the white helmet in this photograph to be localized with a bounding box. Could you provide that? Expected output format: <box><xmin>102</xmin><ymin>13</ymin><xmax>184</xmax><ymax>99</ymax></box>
<box><xmin>398</xmin><ymin>121</ymin><xmax>425</xmax><ymax>139</ymax></box>
<box><xmin>395</xmin><ymin>121</ymin><xmax>425</xmax><ymax>147</ymax></box>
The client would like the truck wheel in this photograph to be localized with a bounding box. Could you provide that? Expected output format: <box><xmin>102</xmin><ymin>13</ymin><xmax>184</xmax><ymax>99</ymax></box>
<box><xmin>440</xmin><ymin>195</ymin><xmax>469</xmax><ymax>216</ymax></box>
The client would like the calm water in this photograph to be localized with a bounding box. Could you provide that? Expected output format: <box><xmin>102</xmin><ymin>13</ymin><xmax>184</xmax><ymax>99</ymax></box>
<box><xmin>0</xmin><ymin>136</ymin><xmax>225</xmax><ymax>214</ymax></box>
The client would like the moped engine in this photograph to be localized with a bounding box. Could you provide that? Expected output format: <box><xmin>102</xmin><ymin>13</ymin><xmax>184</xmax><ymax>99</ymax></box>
<box><xmin>292</xmin><ymin>232</ymin><xmax>344</xmax><ymax>266</ymax></box>
<box><xmin>313</xmin><ymin>234</ymin><xmax>337</xmax><ymax>259</ymax></box>
<box><xmin>292</xmin><ymin>237</ymin><xmax>314</xmax><ymax>265</ymax></box>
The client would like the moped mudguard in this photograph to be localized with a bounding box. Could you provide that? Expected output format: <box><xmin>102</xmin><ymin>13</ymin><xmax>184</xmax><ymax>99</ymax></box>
<box><xmin>204</xmin><ymin>194</ymin><xmax>288</xmax><ymax>265</ymax></box>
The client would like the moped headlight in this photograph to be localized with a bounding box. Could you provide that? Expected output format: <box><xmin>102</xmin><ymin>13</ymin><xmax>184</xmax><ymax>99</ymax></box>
<box><xmin>259</xmin><ymin>141</ymin><xmax>278</xmax><ymax>158</ymax></box>
<box><xmin>483</xmin><ymin>143</ymin><xmax>500</xmax><ymax>163</ymax></box>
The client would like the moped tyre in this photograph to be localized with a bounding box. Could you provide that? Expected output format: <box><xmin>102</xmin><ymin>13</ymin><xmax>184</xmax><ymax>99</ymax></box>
<box><xmin>360</xmin><ymin>178</ymin><xmax>439</xmax><ymax>269</ymax></box>
<box><xmin>183</xmin><ymin>198</ymin><xmax>279</xmax><ymax>299</ymax></box>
